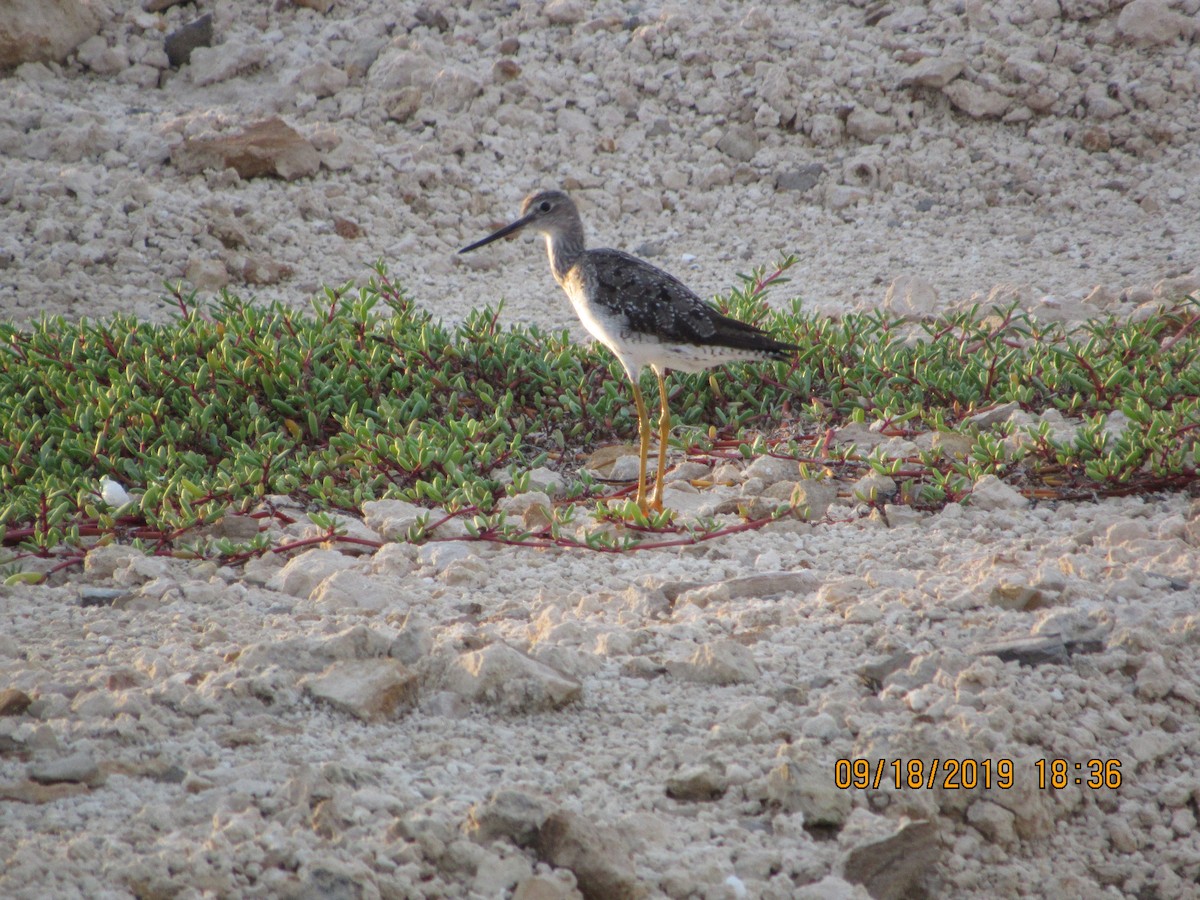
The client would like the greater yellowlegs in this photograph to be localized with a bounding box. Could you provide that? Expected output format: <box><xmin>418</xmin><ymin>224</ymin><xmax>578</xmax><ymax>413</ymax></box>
<box><xmin>459</xmin><ymin>189</ymin><xmax>797</xmax><ymax>514</ymax></box>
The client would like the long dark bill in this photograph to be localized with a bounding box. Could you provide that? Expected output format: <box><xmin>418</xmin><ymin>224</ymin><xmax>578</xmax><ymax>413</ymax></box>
<box><xmin>458</xmin><ymin>213</ymin><xmax>534</xmax><ymax>254</ymax></box>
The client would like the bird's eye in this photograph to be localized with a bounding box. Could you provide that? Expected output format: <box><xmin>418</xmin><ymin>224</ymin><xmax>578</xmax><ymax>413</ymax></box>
<box><xmin>538</xmin><ymin>200</ymin><xmax>552</xmax><ymax>212</ymax></box>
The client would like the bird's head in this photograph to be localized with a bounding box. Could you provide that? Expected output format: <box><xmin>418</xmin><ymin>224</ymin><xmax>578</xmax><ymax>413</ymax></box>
<box><xmin>459</xmin><ymin>190</ymin><xmax>577</xmax><ymax>253</ymax></box>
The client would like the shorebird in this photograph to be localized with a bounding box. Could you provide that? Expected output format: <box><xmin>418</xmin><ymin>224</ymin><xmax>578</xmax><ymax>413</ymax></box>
<box><xmin>460</xmin><ymin>189</ymin><xmax>797</xmax><ymax>514</ymax></box>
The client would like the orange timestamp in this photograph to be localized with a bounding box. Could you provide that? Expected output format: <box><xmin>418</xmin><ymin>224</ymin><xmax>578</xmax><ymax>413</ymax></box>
<box><xmin>834</xmin><ymin>758</ymin><xmax>1124</xmax><ymax>791</ymax></box>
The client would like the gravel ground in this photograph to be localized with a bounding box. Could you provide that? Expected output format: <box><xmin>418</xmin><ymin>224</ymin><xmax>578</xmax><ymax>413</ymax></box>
<box><xmin>2</xmin><ymin>1</ymin><xmax>1200</xmax><ymax>898</ymax></box>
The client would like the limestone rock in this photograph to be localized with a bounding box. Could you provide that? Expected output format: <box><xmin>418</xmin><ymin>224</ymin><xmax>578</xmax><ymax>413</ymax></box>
<box><xmin>676</xmin><ymin>571</ymin><xmax>820</xmax><ymax>608</ymax></box>
<box><xmin>943</xmin><ymin>81</ymin><xmax>1011</xmax><ymax>119</ymax></box>
<box><xmin>534</xmin><ymin>810</ymin><xmax>644</xmax><ymax>900</ymax></box>
<box><xmin>296</xmin><ymin>61</ymin><xmax>349</xmax><ymax>97</ymax></box>
<box><xmin>846</xmin><ymin>108</ymin><xmax>893</xmax><ymax>142</ymax></box>
<box><xmin>302</xmin><ymin>659</ymin><xmax>418</xmax><ymax>721</ymax></box>
<box><xmin>362</xmin><ymin>498</ymin><xmax>454</xmax><ymax>539</ymax></box>
<box><xmin>794</xmin><ymin>876</ymin><xmax>869</xmax><ymax>900</ymax></box>
<box><xmin>775</xmin><ymin>163</ymin><xmax>825</xmax><ymax>193</ymax></box>
<box><xmin>883</xmin><ymin>274</ymin><xmax>940</xmax><ymax>318</ymax></box>
<box><xmin>852</xmin><ymin>472</ymin><xmax>896</xmax><ymax>503</ymax></box>
<box><xmin>266</xmin><ymin>548</ymin><xmax>360</xmax><ymax>599</ymax></box>
<box><xmin>0</xmin><ymin>689</ymin><xmax>33</xmax><ymax>716</ymax></box>
<box><xmin>465</xmin><ymin>789</ymin><xmax>550</xmax><ymax>846</ymax></box>
<box><xmin>899</xmin><ymin>56</ymin><xmax>965</xmax><ymax>89</ymax></box>
<box><xmin>29</xmin><ymin>751</ymin><xmax>104</xmax><ymax>787</ymax></box>
<box><xmin>667</xmin><ymin>640</ymin><xmax>758</xmax><ymax>685</ymax></box>
<box><xmin>1135</xmin><ymin>653</ymin><xmax>1174</xmax><ymax>700</ymax></box>
<box><xmin>963</xmin><ymin>401</ymin><xmax>1021</xmax><ymax>429</ymax></box>
<box><xmin>513</xmin><ymin>875</ymin><xmax>584</xmax><ymax>900</ymax></box>
<box><xmin>968</xmin><ymin>474</ymin><xmax>1029</xmax><ymax>511</ymax></box>
<box><xmin>841</xmin><ymin>820</ymin><xmax>940</xmax><ymax>900</ymax></box>
<box><xmin>742</xmin><ymin>455</ymin><xmax>798</xmax><ymax>485</ymax></box>
<box><xmin>308</xmin><ymin>570</ymin><xmax>406</xmax><ymax>612</ymax></box>
<box><xmin>186</xmin><ymin>41</ymin><xmax>267</xmax><ymax>86</ymax></box>
<box><xmin>76</xmin><ymin>35</ymin><xmax>128</xmax><ymax>76</ymax></box>
<box><xmin>0</xmin><ymin>0</ymin><xmax>101</xmax><ymax>69</ymax></box>
<box><xmin>716</xmin><ymin>124</ymin><xmax>759</xmax><ymax>162</ymax></box>
<box><xmin>1117</xmin><ymin>0</ymin><xmax>1191</xmax><ymax>46</ymax></box>
<box><xmin>172</xmin><ymin>118</ymin><xmax>320</xmax><ymax>181</ymax></box>
<box><xmin>967</xmin><ymin>799</ymin><xmax>1017</xmax><ymax>845</ymax></box>
<box><xmin>666</xmin><ymin>762</ymin><xmax>727</xmax><ymax>801</ymax></box>
<box><xmin>185</xmin><ymin>257</ymin><xmax>229</xmax><ymax>291</ymax></box>
<box><xmin>544</xmin><ymin>0</ymin><xmax>587</xmax><ymax>25</ymax></box>
<box><xmin>443</xmin><ymin>642</ymin><xmax>581</xmax><ymax>712</ymax></box>
<box><xmin>766</xmin><ymin>760</ymin><xmax>851</xmax><ymax>826</ymax></box>
<box><xmin>498</xmin><ymin>490</ymin><xmax>553</xmax><ymax>518</ymax></box>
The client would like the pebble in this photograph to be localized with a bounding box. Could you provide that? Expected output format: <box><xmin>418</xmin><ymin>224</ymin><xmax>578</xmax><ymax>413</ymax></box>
<box><xmin>533</xmin><ymin>810</ymin><xmax>642</xmax><ymax>900</ymax></box>
<box><xmin>442</xmin><ymin>642</ymin><xmax>582</xmax><ymax>712</ymax></box>
<box><xmin>163</xmin><ymin>14</ymin><xmax>212</xmax><ymax>68</ymax></box>
<box><xmin>266</xmin><ymin>548</ymin><xmax>361</xmax><ymax>599</ymax></box>
<box><xmin>665</xmin><ymin>762</ymin><xmax>727</xmax><ymax>801</ymax></box>
<box><xmin>171</xmin><ymin>117</ymin><xmax>320</xmax><ymax>181</ymax></box>
<box><xmin>666</xmin><ymin>640</ymin><xmax>759</xmax><ymax>685</ymax></box>
<box><xmin>766</xmin><ymin>760</ymin><xmax>851</xmax><ymax>826</ymax></box>
<box><xmin>968</xmin><ymin>475</ymin><xmax>1030</xmax><ymax>511</ymax></box>
<box><xmin>842</xmin><ymin>819</ymin><xmax>941</xmax><ymax>900</ymax></box>
<box><xmin>301</xmin><ymin>659</ymin><xmax>418</xmax><ymax>721</ymax></box>
<box><xmin>0</xmin><ymin>689</ymin><xmax>32</xmax><ymax>716</ymax></box>
<box><xmin>29</xmin><ymin>751</ymin><xmax>104</xmax><ymax>787</ymax></box>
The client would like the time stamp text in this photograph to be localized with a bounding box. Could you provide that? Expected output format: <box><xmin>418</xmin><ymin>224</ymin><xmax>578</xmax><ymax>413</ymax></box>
<box><xmin>835</xmin><ymin>758</ymin><xmax>1124</xmax><ymax>791</ymax></box>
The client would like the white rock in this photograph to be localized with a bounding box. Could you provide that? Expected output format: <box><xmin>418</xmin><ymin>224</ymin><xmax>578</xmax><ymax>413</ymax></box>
<box><xmin>899</xmin><ymin>56</ymin><xmax>965</xmax><ymax>89</ymax></box>
<box><xmin>362</xmin><ymin>499</ymin><xmax>429</xmax><ymax>539</ymax></box>
<box><xmin>442</xmin><ymin>642</ymin><xmax>581</xmax><ymax>712</ymax></box>
<box><xmin>544</xmin><ymin>0</ymin><xmax>587</xmax><ymax>25</ymax></box>
<box><xmin>187</xmin><ymin>42</ymin><xmax>267</xmax><ymax>86</ymax></box>
<box><xmin>667</xmin><ymin>640</ymin><xmax>759</xmax><ymax>685</ymax></box>
<box><xmin>498</xmin><ymin>490</ymin><xmax>552</xmax><ymax>516</ymax></box>
<box><xmin>0</xmin><ymin>0</ymin><xmax>101</xmax><ymax>68</ymax></box>
<box><xmin>766</xmin><ymin>760</ymin><xmax>850</xmax><ymax>824</ymax></box>
<box><xmin>883</xmin><ymin>274</ymin><xmax>940</xmax><ymax>318</ymax></box>
<box><xmin>943</xmin><ymin>80</ymin><xmax>1011</xmax><ymax>119</ymax></box>
<box><xmin>295</xmin><ymin>61</ymin><xmax>349</xmax><ymax>97</ymax></box>
<box><xmin>307</xmin><ymin>570</ymin><xmax>407</xmax><ymax>612</ymax></box>
<box><xmin>968</xmin><ymin>475</ymin><xmax>1029</xmax><ymax>511</ymax></box>
<box><xmin>846</xmin><ymin>108</ymin><xmax>893</xmax><ymax>142</ymax></box>
<box><xmin>1117</xmin><ymin>0</ymin><xmax>1190</xmax><ymax>46</ymax></box>
<box><xmin>742</xmin><ymin>454</ymin><xmax>798</xmax><ymax>485</ymax></box>
<box><xmin>525</xmin><ymin>466</ymin><xmax>566</xmax><ymax>495</ymax></box>
<box><xmin>302</xmin><ymin>659</ymin><xmax>417</xmax><ymax>721</ymax></box>
<box><xmin>676</xmin><ymin>571</ymin><xmax>821</xmax><ymax>608</ymax></box>
<box><xmin>852</xmin><ymin>472</ymin><xmax>896</xmax><ymax>503</ymax></box>
<box><xmin>267</xmin><ymin>549</ymin><xmax>360</xmax><ymax>599</ymax></box>
<box><xmin>1135</xmin><ymin>653</ymin><xmax>1174</xmax><ymax>700</ymax></box>
<box><xmin>967</xmin><ymin>799</ymin><xmax>1017</xmax><ymax>845</ymax></box>
<box><xmin>793</xmin><ymin>876</ymin><xmax>868</xmax><ymax>900</ymax></box>
<box><xmin>29</xmin><ymin>751</ymin><xmax>103</xmax><ymax>786</ymax></box>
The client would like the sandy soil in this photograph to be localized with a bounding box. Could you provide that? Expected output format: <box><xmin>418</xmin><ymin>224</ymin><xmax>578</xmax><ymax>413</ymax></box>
<box><xmin>2</xmin><ymin>1</ymin><xmax>1200</xmax><ymax>898</ymax></box>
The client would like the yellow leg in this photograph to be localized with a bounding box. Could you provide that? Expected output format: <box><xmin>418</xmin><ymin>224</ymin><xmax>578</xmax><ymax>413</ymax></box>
<box><xmin>650</xmin><ymin>368</ymin><xmax>670</xmax><ymax>510</ymax></box>
<box><xmin>630</xmin><ymin>379</ymin><xmax>651</xmax><ymax>514</ymax></box>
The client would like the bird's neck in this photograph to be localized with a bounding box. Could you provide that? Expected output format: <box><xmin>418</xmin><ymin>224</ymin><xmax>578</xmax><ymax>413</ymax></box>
<box><xmin>544</xmin><ymin>228</ymin><xmax>585</xmax><ymax>286</ymax></box>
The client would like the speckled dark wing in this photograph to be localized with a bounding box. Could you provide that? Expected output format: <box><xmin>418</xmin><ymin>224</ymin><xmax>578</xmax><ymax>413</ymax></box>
<box><xmin>588</xmin><ymin>249</ymin><xmax>797</xmax><ymax>356</ymax></box>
